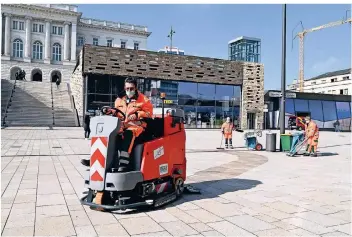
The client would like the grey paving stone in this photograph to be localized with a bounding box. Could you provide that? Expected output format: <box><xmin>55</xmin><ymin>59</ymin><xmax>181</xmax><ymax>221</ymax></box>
<box><xmin>271</xmin><ymin>220</ymin><xmax>298</xmax><ymax>230</ymax></box>
<box><xmin>255</xmin><ymin>228</ymin><xmax>295</xmax><ymax>236</ymax></box>
<box><xmin>70</xmin><ymin>210</ymin><xmax>94</xmax><ymax>227</ymax></box>
<box><xmin>36</xmin><ymin>194</ymin><xmax>65</xmax><ymax>206</ymax></box>
<box><xmin>208</xmin><ymin>220</ymin><xmax>256</xmax><ymax>236</ymax></box>
<box><xmin>194</xmin><ymin>199</ymin><xmax>244</xmax><ymax>217</ymax></box>
<box><xmin>11</xmin><ymin>202</ymin><xmax>36</xmax><ymax>215</ymax></box>
<box><xmin>226</xmin><ymin>214</ymin><xmax>275</xmax><ymax>232</ymax></box>
<box><xmin>35</xmin><ymin>215</ymin><xmax>75</xmax><ymax>236</ymax></box>
<box><xmin>36</xmin><ymin>204</ymin><xmax>69</xmax><ymax>217</ymax></box>
<box><xmin>64</xmin><ymin>194</ymin><xmax>82</xmax><ymax>206</ymax></box>
<box><xmin>5</xmin><ymin>212</ymin><xmax>35</xmax><ymax>229</ymax></box>
<box><xmin>2</xmin><ymin>226</ymin><xmax>34</xmax><ymax>236</ymax></box>
<box><xmin>288</xmin><ymin>227</ymin><xmax>321</xmax><ymax>236</ymax></box>
<box><xmin>253</xmin><ymin>213</ymin><xmax>279</xmax><ymax>223</ymax></box>
<box><xmin>332</xmin><ymin>223</ymin><xmax>352</xmax><ymax>235</ymax></box>
<box><xmin>327</xmin><ymin>210</ymin><xmax>351</xmax><ymax>222</ymax></box>
<box><xmin>321</xmin><ymin>231</ymin><xmax>351</xmax><ymax>236</ymax></box>
<box><xmin>189</xmin><ymin>222</ymin><xmax>213</xmax><ymax>232</ymax></box>
<box><xmin>185</xmin><ymin>208</ymin><xmax>223</xmax><ymax>223</ymax></box>
<box><xmin>264</xmin><ymin>201</ymin><xmax>308</xmax><ymax>214</ymax></box>
<box><xmin>74</xmin><ymin>225</ymin><xmax>98</xmax><ymax>237</ymax></box>
<box><xmin>160</xmin><ymin>221</ymin><xmax>198</xmax><ymax>236</ymax></box>
<box><xmin>113</xmin><ymin>211</ymin><xmax>147</xmax><ymax>220</ymax></box>
<box><xmin>147</xmin><ymin>209</ymin><xmax>178</xmax><ymax>223</ymax></box>
<box><xmin>131</xmin><ymin>231</ymin><xmax>172</xmax><ymax>237</ymax></box>
<box><xmin>93</xmin><ymin>223</ymin><xmax>130</xmax><ymax>236</ymax></box>
<box><xmin>165</xmin><ymin>207</ymin><xmax>200</xmax><ymax>224</ymax></box>
<box><xmin>294</xmin><ymin>211</ymin><xmax>349</xmax><ymax>227</ymax></box>
<box><xmin>119</xmin><ymin>216</ymin><xmax>164</xmax><ymax>235</ymax></box>
<box><xmin>201</xmin><ymin>230</ymin><xmax>224</xmax><ymax>236</ymax></box>
<box><xmin>87</xmin><ymin>211</ymin><xmax>119</xmax><ymax>226</ymax></box>
<box><xmin>281</xmin><ymin>217</ymin><xmax>332</xmax><ymax>235</ymax></box>
<box><xmin>14</xmin><ymin>194</ymin><xmax>36</xmax><ymax>204</ymax></box>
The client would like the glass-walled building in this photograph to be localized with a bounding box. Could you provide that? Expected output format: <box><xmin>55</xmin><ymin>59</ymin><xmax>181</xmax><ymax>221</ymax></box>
<box><xmin>264</xmin><ymin>90</ymin><xmax>352</xmax><ymax>131</ymax></box>
<box><xmin>228</xmin><ymin>36</ymin><xmax>261</xmax><ymax>63</ymax></box>
<box><xmin>85</xmin><ymin>74</ymin><xmax>241</xmax><ymax>129</ymax></box>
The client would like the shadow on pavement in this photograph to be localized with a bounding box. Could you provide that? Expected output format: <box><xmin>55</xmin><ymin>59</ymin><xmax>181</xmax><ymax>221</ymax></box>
<box><xmin>112</xmin><ymin>178</ymin><xmax>262</xmax><ymax>215</ymax></box>
<box><xmin>318</xmin><ymin>152</ymin><xmax>339</xmax><ymax>157</ymax></box>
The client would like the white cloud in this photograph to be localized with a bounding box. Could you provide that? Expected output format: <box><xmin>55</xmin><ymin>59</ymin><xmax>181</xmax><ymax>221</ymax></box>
<box><xmin>311</xmin><ymin>56</ymin><xmax>339</xmax><ymax>74</ymax></box>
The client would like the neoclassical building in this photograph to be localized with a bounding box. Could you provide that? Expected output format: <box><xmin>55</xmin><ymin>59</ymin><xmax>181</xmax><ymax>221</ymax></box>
<box><xmin>1</xmin><ymin>4</ymin><xmax>151</xmax><ymax>82</ymax></box>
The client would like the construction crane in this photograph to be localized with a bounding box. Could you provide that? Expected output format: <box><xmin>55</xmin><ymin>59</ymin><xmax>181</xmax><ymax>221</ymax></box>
<box><xmin>294</xmin><ymin>18</ymin><xmax>352</xmax><ymax>92</ymax></box>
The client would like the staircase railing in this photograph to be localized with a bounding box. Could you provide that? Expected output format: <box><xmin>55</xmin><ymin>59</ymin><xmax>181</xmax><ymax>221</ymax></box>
<box><xmin>50</xmin><ymin>81</ymin><xmax>55</xmax><ymax>126</ymax></box>
<box><xmin>2</xmin><ymin>78</ymin><xmax>18</xmax><ymax>127</ymax></box>
<box><xmin>67</xmin><ymin>82</ymin><xmax>80</xmax><ymax>127</ymax></box>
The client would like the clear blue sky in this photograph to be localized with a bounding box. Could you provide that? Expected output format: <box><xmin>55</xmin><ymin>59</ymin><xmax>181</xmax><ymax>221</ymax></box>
<box><xmin>78</xmin><ymin>4</ymin><xmax>351</xmax><ymax>90</ymax></box>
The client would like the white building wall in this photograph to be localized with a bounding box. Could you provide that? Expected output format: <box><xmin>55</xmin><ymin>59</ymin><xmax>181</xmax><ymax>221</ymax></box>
<box><xmin>287</xmin><ymin>72</ymin><xmax>351</xmax><ymax>95</ymax></box>
<box><xmin>1</xmin><ymin>4</ymin><xmax>150</xmax><ymax>82</ymax></box>
<box><xmin>77</xmin><ymin>26</ymin><xmax>148</xmax><ymax>50</ymax></box>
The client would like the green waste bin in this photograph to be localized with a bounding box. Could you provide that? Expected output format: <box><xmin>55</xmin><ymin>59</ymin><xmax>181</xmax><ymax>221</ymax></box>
<box><xmin>280</xmin><ymin>134</ymin><xmax>293</xmax><ymax>152</ymax></box>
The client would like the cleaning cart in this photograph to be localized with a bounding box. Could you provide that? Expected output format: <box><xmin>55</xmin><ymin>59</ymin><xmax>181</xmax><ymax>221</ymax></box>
<box><xmin>286</xmin><ymin>131</ymin><xmax>307</xmax><ymax>157</ymax></box>
<box><xmin>244</xmin><ymin>130</ymin><xmax>263</xmax><ymax>151</ymax></box>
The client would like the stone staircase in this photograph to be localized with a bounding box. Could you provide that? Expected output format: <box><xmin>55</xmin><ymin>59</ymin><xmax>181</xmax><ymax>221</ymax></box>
<box><xmin>52</xmin><ymin>83</ymin><xmax>77</xmax><ymax>126</ymax></box>
<box><xmin>1</xmin><ymin>80</ymin><xmax>78</xmax><ymax>127</ymax></box>
<box><xmin>1</xmin><ymin>80</ymin><xmax>15</xmax><ymax>117</ymax></box>
<box><xmin>4</xmin><ymin>80</ymin><xmax>54</xmax><ymax>126</ymax></box>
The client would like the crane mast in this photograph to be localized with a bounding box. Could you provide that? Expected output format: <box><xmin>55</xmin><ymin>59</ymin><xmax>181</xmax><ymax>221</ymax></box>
<box><xmin>296</xmin><ymin>18</ymin><xmax>352</xmax><ymax>92</ymax></box>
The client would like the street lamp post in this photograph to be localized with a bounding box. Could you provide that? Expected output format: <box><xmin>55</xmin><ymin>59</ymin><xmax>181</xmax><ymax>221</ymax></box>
<box><xmin>280</xmin><ymin>4</ymin><xmax>287</xmax><ymax>135</ymax></box>
<box><xmin>167</xmin><ymin>26</ymin><xmax>175</xmax><ymax>54</ymax></box>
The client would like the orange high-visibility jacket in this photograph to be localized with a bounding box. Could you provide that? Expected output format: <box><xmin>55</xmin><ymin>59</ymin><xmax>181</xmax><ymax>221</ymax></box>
<box><xmin>305</xmin><ymin>121</ymin><xmax>319</xmax><ymax>144</ymax></box>
<box><xmin>114</xmin><ymin>91</ymin><xmax>153</xmax><ymax>126</ymax></box>
<box><xmin>221</xmin><ymin>122</ymin><xmax>235</xmax><ymax>134</ymax></box>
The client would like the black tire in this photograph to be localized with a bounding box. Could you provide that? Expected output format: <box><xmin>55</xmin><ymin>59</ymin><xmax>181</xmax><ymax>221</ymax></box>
<box><xmin>174</xmin><ymin>177</ymin><xmax>184</xmax><ymax>197</ymax></box>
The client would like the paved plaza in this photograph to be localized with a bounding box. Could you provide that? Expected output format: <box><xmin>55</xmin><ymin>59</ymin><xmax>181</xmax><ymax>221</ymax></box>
<box><xmin>1</xmin><ymin>128</ymin><xmax>351</xmax><ymax>236</ymax></box>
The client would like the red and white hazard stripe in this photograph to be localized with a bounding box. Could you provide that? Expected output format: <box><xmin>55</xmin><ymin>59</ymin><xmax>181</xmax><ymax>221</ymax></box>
<box><xmin>90</xmin><ymin>137</ymin><xmax>107</xmax><ymax>182</ymax></box>
<box><xmin>156</xmin><ymin>182</ymin><xmax>168</xmax><ymax>194</ymax></box>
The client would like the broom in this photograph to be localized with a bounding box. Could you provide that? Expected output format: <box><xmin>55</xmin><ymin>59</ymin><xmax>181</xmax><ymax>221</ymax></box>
<box><xmin>216</xmin><ymin>133</ymin><xmax>225</xmax><ymax>150</ymax></box>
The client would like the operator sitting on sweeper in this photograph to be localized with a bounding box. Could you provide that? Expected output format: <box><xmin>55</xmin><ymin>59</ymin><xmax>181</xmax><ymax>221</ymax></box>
<box><xmin>81</xmin><ymin>77</ymin><xmax>153</xmax><ymax>171</ymax></box>
<box><xmin>303</xmin><ymin>116</ymin><xmax>319</xmax><ymax>157</ymax></box>
<box><xmin>221</xmin><ymin>117</ymin><xmax>235</xmax><ymax>149</ymax></box>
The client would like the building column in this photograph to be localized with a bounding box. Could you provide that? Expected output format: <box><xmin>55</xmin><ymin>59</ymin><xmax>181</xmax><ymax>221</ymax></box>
<box><xmin>3</xmin><ymin>13</ymin><xmax>11</xmax><ymax>59</ymax></box>
<box><xmin>63</xmin><ymin>21</ymin><xmax>70</xmax><ymax>61</ymax></box>
<box><xmin>24</xmin><ymin>16</ymin><xmax>32</xmax><ymax>62</ymax></box>
<box><xmin>70</xmin><ymin>23</ymin><xmax>77</xmax><ymax>61</ymax></box>
<box><xmin>44</xmin><ymin>20</ymin><xmax>51</xmax><ymax>64</ymax></box>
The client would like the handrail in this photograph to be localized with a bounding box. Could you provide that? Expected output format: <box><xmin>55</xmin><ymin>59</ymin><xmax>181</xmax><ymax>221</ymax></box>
<box><xmin>2</xmin><ymin>78</ymin><xmax>18</xmax><ymax>127</ymax></box>
<box><xmin>50</xmin><ymin>81</ymin><xmax>55</xmax><ymax>126</ymax></box>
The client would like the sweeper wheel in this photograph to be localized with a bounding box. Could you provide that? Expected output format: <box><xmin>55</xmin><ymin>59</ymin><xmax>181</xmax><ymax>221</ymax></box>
<box><xmin>174</xmin><ymin>177</ymin><xmax>185</xmax><ymax>197</ymax></box>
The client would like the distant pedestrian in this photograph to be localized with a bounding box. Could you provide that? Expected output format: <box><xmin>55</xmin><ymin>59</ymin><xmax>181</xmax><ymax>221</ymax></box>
<box><xmin>84</xmin><ymin>114</ymin><xmax>91</xmax><ymax>140</ymax></box>
<box><xmin>334</xmin><ymin>119</ymin><xmax>341</xmax><ymax>132</ymax></box>
<box><xmin>56</xmin><ymin>77</ymin><xmax>61</xmax><ymax>89</ymax></box>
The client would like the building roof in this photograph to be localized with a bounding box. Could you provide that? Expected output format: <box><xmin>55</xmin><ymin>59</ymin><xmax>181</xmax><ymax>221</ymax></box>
<box><xmin>228</xmin><ymin>36</ymin><xmax>261</xmax><ymax>45</ymax></box>
<box><xmin>306</xmin><ymin>68</ymin><xmax>351</xmax><ymax>81</ymax></box>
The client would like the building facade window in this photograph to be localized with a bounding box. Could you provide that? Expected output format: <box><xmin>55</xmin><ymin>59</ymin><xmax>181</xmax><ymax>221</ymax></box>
<box><xmin>52</xmin><ymin>26</ymin><xmax>57</xmax><ymax>34</ymax></box>
<box><xmin>58</xmin><ymin>27</ymin><xmax>63</xmax><ymax>35</ymax></box>
<box><xmin>93</xmin><ymin>38</ymin><xmax>99</xmax><ymax>46</ymax></box>
<box><xmin>12</xmin><ymin>39</ymin><xmax>24</xmax><ymax>58</ymax></box>
<box><xmin>344</xmin><ymin>89</ymin><xmax>348</xmax><ymax>95</ymax></box>
<box><xmin>12</xmin><ymin>21</ymin><xmax>18</xmax><ymax>30</ymax></box>
<box><xmin>311</xmin><ymin>81</ymin><xmax>316</xmax><ymax>85</ymax></box>
<box><xmin>77</xmin><ymin>36</ymin><xmax>84</xmax><ymax>46</ymax></box>
<box><xmin>32</xmin><ymin>23</ymin><xmax>38</xmax><ymax>32</ymax></box>
<box><xmin>120</xmin><ymin>41</ymin><xmax>126</xmax><ymax>49</ymax></box>
<box><xmin>39</xmin><ymin>24</ymin><xmax>44</xmax><ymax>33</ymax></box>
<box><xmin>19</xmin><ymin>22</ymin><xmax>24</xmax><ymax>30</ymax></box>
<box><xmin>32</xmin><ymin>41</ymin><xmax>43</xmax><ymax>60</ymax></box>
<box><xmin>343</xmin><ymin>76</ymin><xmax>350</xmax><ymax>80</ymax></box>
<box><xmin>52</xmin><ymin>43</ymin><xmax>62</xmax><ymax>61</ymax></box>
<box><xmin>134</xmin><ymin>43</ymin><xmax>139</xmax><ymax>50</ymax></box>
<box><xmin>107</xmin><ymin>39</ymin><xmax>113</xmax><ymax>47</ymax></box>
<box><xmin>331</xmin><ymin>78</ymin><xmax>337</xmax><ymax>82</ymax></box>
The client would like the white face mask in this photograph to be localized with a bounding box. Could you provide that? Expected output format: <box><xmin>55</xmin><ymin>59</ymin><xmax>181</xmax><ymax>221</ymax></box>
<box><xmin>126</xmin><ymin>90</ymin><xmax>135</xmax><ymax>98</ymax></box>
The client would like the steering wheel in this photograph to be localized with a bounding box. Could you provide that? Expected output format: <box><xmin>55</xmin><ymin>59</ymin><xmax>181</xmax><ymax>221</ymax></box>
<box><xmin>101</xmin><ymin>106</ymin><xmax>126</xmax><ymax>121</ymax></box>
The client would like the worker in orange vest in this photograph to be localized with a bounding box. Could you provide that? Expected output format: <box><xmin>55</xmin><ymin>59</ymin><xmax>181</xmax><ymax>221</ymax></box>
<box><xmin>81</xmin><ymin>77</ymin><xmax>153</xmax><ymax>171</ymax></box>
<box><xmin>221</xmin><ymin>117</ymin><xmax>235</xmax><ymax>149</ymax></box>
<box><xmin>303</xmin><ymin>116</ymin><xmax>319</xmax><ymax>157</ymax></box>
